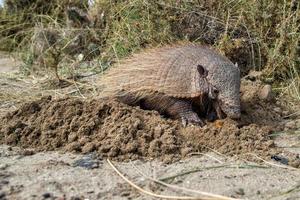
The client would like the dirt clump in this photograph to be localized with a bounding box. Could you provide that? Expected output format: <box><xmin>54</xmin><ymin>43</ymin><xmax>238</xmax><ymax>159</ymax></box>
<box><xmin>183</xmin><ymin>120</ymin><xmax>277</xmax><ymax>158</ymax></box>
<box><xmin>0</xmin><ymin>85</ymin><xmax>286</xmax><ymax>163</ymax></box>
<box><xmin>239</xmin><ymin>79</ymin><xmax>285</xmax><ymax>127</ymax></box>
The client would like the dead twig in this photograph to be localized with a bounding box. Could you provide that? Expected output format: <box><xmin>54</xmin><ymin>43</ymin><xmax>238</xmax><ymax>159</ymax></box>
<box><xmin>130</xmin><ymin>161</ymin><xmax>240</xmax><ymax>200</ymax></box>
<box><xmin>107</xmin><ymin>159</ymin><xmax>211</xmax><ymax>199</ymax></box>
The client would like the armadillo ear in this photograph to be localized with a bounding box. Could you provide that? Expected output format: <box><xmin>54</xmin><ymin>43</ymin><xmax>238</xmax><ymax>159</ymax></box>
<box><xmin>197</xmin><ymin>64</ymin><xmax>208</xmax><ymax>78</ymax></box>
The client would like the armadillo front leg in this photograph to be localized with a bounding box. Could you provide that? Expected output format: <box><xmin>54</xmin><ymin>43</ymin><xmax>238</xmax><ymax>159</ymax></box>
<box><xmin>141</xmin><ymin>95</ymin><xmax>204</xmax><ymax>126</ymax></box>
<box><xmin>166</xmin><ymin>99</ymin><xmax>205</xmax><ymax>127</ymax></box>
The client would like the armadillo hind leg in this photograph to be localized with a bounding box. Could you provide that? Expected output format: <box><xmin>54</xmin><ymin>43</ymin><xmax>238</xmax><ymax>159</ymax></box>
<box><xmin>115</xmin><ymin>91</ymin><xmax>140</xmax><ymax>106</ymax></box>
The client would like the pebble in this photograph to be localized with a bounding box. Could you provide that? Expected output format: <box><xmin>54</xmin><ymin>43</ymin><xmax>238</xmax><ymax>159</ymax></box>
<box><xmin>235</xmin><ymin>188</ymin><xmax>245</xmax><ymax>196</ymax></box>
<box><xmin>42</xmin><ymin>192</ymin><xmax>52</xmax><ymax>199</ymax></box>
<box><xmin>72</xmin><ymin>156</ymin><xmax>100</xmax><ymax>169</ymax></box>
<box><xmin>259</xmin><ymin>84</ymin><xmax>273</xmax><ymax>101</ymax></box>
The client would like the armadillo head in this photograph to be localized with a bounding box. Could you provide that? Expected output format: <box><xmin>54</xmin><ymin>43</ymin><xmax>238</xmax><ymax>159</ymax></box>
<box><xmin>199</xmin><ymin>63</ymin><xmax>241</xmax><ymax>119</ymax></box>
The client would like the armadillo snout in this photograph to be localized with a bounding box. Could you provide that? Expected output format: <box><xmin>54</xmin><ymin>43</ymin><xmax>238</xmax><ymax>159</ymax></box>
<box><xmin>226</xmin><ymin>111</ymin><xmax>241</xmax><ymax>119</ymax></box>
<box><xmin>221</xmin><ymin>103</ymin><xmax>241</xmax><ymax>119</ymax></box>
<box><xmin>224</xmin><ymin>107</ymin><xmax>241</xmax><ymax>119</ymax></box>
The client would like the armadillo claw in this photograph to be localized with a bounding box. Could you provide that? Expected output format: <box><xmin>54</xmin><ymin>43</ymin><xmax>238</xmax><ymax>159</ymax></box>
<box><xmin>180</xmin><ymin>113</ymin><xmax>205</xmax><ymax>127</ymax></box>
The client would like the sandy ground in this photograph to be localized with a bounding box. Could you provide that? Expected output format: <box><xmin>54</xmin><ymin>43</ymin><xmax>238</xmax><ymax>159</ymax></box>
<box><xmin>1</xmin><ymin>145</ymin><xmax>300</xmax><ymax>200</ymax></box>
<box><xmin>0</xmin><ymin>54</ymin><xmax>300</xmax><ymax>200</ymax></box>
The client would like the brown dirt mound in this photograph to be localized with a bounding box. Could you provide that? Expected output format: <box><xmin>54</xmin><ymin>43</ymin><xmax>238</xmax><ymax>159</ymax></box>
<box><xmin>0</xmin><ymin>91</ymin><xmax>283</xmax><ymax>163</ymax></box>
<box><xmin>0</xmin><ymin>96</ymin><xmax>187</xmax><ymax>162</ymax></box>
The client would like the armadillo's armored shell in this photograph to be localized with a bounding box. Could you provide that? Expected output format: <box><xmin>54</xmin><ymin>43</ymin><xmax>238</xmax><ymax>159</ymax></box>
<box><xmin>101</xmin><ymin>44</ymin><xmax>233</xmax><ymax>98</ymax></box>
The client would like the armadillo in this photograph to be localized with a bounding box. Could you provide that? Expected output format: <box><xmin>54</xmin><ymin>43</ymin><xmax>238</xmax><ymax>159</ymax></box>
<box><xmin>101</xmin><ymin>44</ymin><xmax>241</xmax><ymax>126</ymax></box>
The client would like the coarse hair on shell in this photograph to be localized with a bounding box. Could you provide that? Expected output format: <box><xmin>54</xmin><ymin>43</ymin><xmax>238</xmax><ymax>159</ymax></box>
<box><xmin>100</xmin><ymin>43</ymin><xmax>233</xmax><ymax>101</ymax></box>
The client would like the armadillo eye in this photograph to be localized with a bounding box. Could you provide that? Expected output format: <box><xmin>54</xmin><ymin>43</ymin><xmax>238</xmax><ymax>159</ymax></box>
<box><xmin>209</xmin><ymin>87</ymin><xmax>218</xmax><ymax>99</ymax></box>
<box><xmin>213</xmin><ymin>88</ymin><xmax>219</xmax><ymax>94</ymax></box>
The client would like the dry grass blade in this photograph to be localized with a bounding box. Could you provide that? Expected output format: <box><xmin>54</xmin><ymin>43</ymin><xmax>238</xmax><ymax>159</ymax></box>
<box><xmin>107</xmin><ymin>159</ymin><xmax>212</xmax><ymax>200</ymax></box>
<box><xmin>267</xmin><ymin>183</ymin><xmax>300</xmax><ymax>199</ymax></box>
<box><xmin>187</xmin><ymin>152</ymin><xmax>224</xmax><ymax>164</ymax></box>
<box><xmin>71</xmin><ymin>80</ymin><xmax>86</xmax><ymax>99</ymax></box>
<box><xmin>159</xmin><ymin>165</ymin><xmax>232</xmax><ymax>182</ymax></box>
<box><xmin>159</xmin><ymin>163</ymin><xmax>269</xmax><ymax>182</ymax></box>
<box><xmin>129</xmin><ymin>161</ymin><xmax>241</xmax><ymax>200</ymax></box>
<box><xmin>203</xmin><ymin>146</ymin><xmax>231</xmax><ymax>160</ymax></box>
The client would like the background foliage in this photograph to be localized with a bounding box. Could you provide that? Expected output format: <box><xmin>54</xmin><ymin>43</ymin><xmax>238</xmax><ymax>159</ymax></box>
<box><xmin>0</xmin><ymin>0</ymin><xmax>299</xmax><ymax>98</ymax></box>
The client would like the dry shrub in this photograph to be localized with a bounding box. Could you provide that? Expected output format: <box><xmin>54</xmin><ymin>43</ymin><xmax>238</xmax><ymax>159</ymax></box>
<box><xmin>0</xmin><ymin>0</ymin><xmax>88</xmax><ymax>51</ymax></box>
<box><xmin>0</xmin><ymin>0</ymin><xmax>299</xmax><ymax>99</ymax></box>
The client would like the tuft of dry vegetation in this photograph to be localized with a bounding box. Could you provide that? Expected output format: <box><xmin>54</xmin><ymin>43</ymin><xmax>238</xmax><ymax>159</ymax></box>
<box><xmin>0</xmin><ymin>0</ymin><xmax>299</xmax><ymax>99</ymax></box>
